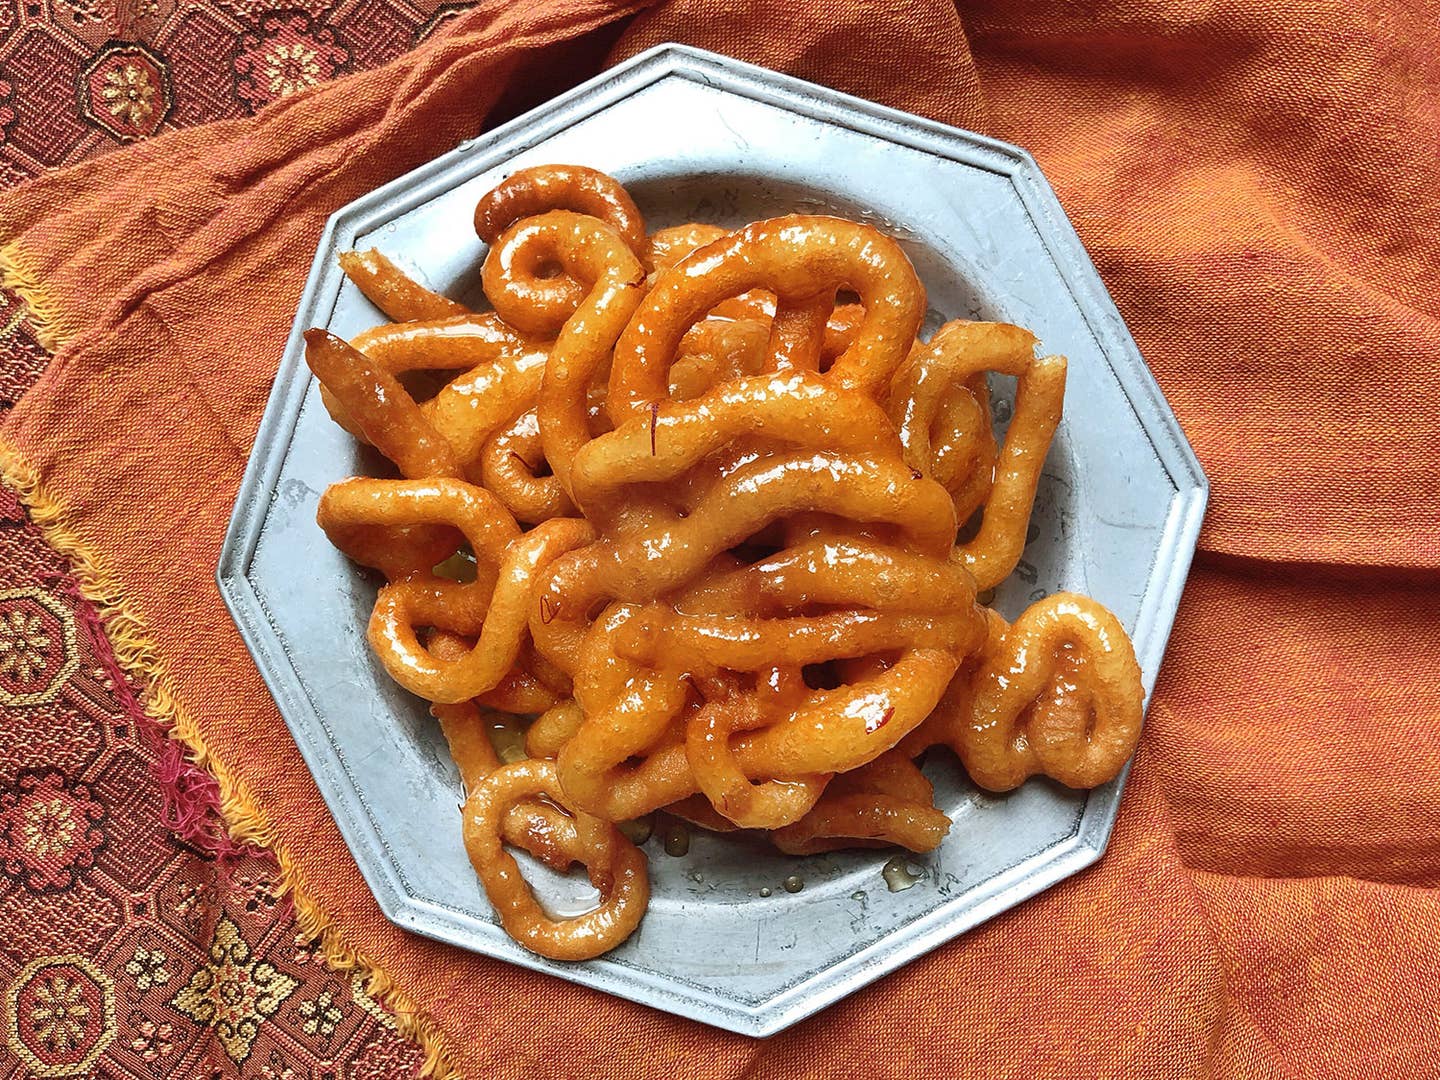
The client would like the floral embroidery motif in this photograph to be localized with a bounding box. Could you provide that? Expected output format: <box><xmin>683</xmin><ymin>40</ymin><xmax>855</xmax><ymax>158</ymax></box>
<box><xmin>296</xmin><ymin>986</ymin><xmax>345</xmax><ymax>1039</ymax></box>
<box><xmin>31</xmin><ymin>974</ymin><xmax>88</xmax><ymax>1050</ymax></box>
<box><xmin>52</xmin><ymin>0</ymin><xmax>108</xmax><ymax>24</ymax></box>
<box><xmin>168</xmin><ymin>913</ymin><xmax>298</xmax><ymax>1064</ymax></box>
<box><xmin>79</xmin><ymin>43</ymin><xmax>172</xmax><ymax>141</ymax></box>
<box><xmin>0</xmin><ymin>770</ymin><xmax>106</xmax><ymax>891</ymax></box>
<box><xmin>171</xmin><ymin>878</ymin><xmax>219</xmax><ymax>929</ymax></box>
<box><xmin>233</xmin><ymin>13</ymin><xmax>350</xmax><ymax>113</ymax></box>
<box><xmin>124</xmin><ymin>947</ymin><xmax>171</xmax><ymax>991</ymax></box>
<box><xmin>267</xmin><ymin>42</ymin><xmax>322</xmax><ymax>97</ymax></box>
<box><xmin>260</xmin><ymin>1049</ymin><xmax>298</xmax><ymax>1080</ymax></box>
<box><xmin>5</xmin><ymin>956</ymin><xmax>116</xmax><ymax>1077</ymax></box>
<box><xmin>0</xmin><ymin>588</ymin><xmax>80</xmax><ymax>708</ymax></box>
<box><xmin>128</xmin><ymin>1015</ymin><xmax>176</xmax><ymax>1066</ymax></box>
<box><xmin>0</xmin><ymin>605</ymin><xmax>46</xmax><ymax>681</ymax></box>
<box><xmin>23</xmin><ymin>794</ymin><xmax>75</xmax><ymax>860</ymax></box>
<box><xmin>102</xmin><ymin>64</ymin><xmax>160</xmax><ymax>127</ymax></box>
<box><xmin>230</xmin><ymin>871</ymin><xmax>280</xmax><ymax>914</ymax></box>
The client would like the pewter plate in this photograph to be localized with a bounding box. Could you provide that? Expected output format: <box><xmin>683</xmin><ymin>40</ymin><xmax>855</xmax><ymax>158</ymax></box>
<box><xmin>217</xmin><ymin>44</ymin><xmax>1207</xmax><ymax>1036</ymax></box>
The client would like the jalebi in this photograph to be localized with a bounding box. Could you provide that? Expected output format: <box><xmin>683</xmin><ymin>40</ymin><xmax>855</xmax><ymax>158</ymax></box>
<box><xmin>305</xmin><ymin>164</ymin><xmax>1146</xmax><ymax>959</ymax></box>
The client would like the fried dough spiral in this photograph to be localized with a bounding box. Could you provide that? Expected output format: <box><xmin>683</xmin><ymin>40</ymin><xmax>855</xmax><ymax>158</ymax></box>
<box><xmin>306</xmin><ymin>164</ymin><xmax>1146</xmax><ymax>960</ymax></box>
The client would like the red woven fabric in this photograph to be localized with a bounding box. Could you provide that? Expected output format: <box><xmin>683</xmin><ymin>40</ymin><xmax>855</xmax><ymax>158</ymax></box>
<box><xmin>0</xmin><ymin>0</ymin><xmax>468</xmax><ymax>1073</ymax></box>
<box><xmin>0</xmin><ymin>467</ymin><xmax>427</xmax><ymax>1079</ymax></box>
<box><xmin>0</xmin><ymin>0</ymin><xmax>470</xmax><ymax>179</ymax></box>
<box><xmin>1</xmin><ymin>0</ymin><xmax>1438</xmax><ymax>1077</ymax></box>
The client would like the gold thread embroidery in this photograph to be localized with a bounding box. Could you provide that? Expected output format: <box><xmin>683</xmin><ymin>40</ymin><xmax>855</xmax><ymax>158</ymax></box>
<box><xmin>0</xmin><ymin>587</ymin><xmax>81</xmax><ymax>707</ymax></box>
<box><xmin>168</xmin><ymin>914</ymin><xmax>298</xmax><ymax>1064</ymax></box>
<box><xmin>5</xmin><ymin>955</ymin><xmax>117</xmax><ymax>1078</ymax></box>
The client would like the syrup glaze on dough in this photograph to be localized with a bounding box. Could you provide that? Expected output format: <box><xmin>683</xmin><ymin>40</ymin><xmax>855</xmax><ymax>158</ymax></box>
<box><xmin>307</xmin><ymin>164</ymin><xmax>1145</xmax><ymax>960</ymax></box>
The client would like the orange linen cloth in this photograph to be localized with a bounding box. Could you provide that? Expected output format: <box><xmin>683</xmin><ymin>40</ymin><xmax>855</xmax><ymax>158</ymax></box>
<box><xmin>3</xmin><ymin>1</ymin><xmax>1439</xmax><ymax>1076</ymax></box>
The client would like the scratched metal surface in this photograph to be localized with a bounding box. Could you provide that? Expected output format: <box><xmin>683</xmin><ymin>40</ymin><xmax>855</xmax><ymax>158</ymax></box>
<box><xmin>217</xmin><ymin>45</ymin><xmax>1207</xmax><ymax>1036</ymax></box>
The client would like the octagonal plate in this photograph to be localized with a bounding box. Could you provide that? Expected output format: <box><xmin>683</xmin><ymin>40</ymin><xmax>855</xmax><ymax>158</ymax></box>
<box><xmin>217</xmin><ymin>44</ymin><xmax>1207</xmax><ymax>1036</ymax></box>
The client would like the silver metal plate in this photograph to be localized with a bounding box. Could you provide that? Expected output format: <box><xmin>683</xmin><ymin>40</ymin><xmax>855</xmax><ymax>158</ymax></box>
<box><xmin>217</xmin><ymin>44</ymin><xmax>1206</xmax><ymax>1037</ymax></box>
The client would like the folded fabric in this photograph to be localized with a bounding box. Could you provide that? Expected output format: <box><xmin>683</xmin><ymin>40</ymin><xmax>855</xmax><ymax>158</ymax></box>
<box><xmin>1</xmin><ymin>0</ymin><xmax>1437</xmax><ymax>1077</ymax></box>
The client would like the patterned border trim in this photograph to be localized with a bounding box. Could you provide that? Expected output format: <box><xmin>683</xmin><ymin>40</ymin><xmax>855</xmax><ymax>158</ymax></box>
<box><xmin>0</xmin><ymin>433</ymin><xmax>458</xmax><ymax>1080</ymax></box>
